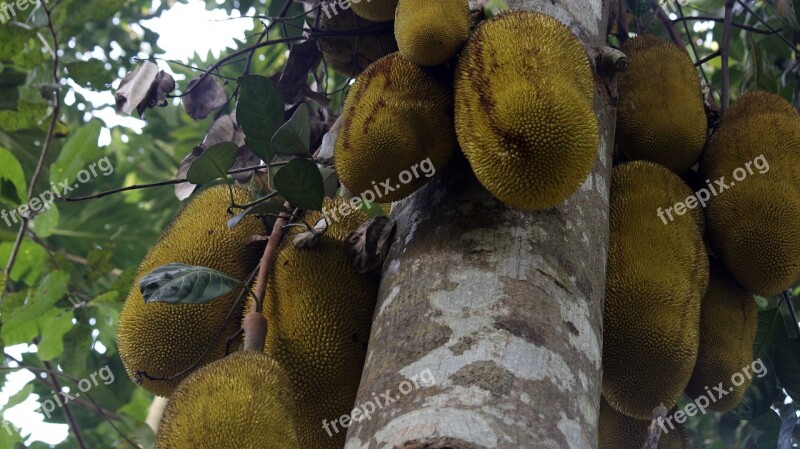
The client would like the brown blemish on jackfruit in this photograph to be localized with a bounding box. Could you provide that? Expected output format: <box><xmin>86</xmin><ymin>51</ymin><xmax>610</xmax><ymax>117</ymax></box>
<box><xmin>394</xmin><ymin>0</ymin><xmax>471</xmax><ymax>66</ymax></box>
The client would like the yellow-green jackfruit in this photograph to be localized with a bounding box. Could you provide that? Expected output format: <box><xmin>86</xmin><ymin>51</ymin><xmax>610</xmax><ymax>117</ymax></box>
<box><xmin>154</xmin><ymin>351</ymin><xmax>300</xmax><ymax>449</ymax></box>
<box><xmin>723</xmin><ymin>90</ymin><xmax>798</xmax><ymax>124</ymax></box>
<box><xmin>351</xmin><ymin>0</ymin><xmax>398</xmax><ymax>22</ymax></box>
<box><xmin>117</xmin><ymin>185</ymin><xmax>264</xmax><ymax>397</ymax></box>
<box><xmin>454</xmin><ymin>11</ymin><xmax>598</xmax><ymax>210</ymax></box>
<box><xmin>616</xmin><ymin>35</ymin><xmax>707</xmax><ymax>174</ymax></box>
<box><xmin>335</xmin><ymin>52</ymin><xmax>457</xmax><ymax>202</ymax></box>
<box><xmin>394</xmin><ymin>0</ymin><xmax>471</xmax><ymax>66</ymax></box>
<box><xmin>685</xmin><ymin>261</ymin><xmax>757</xmax><ymax>411</ymax></box>
<box><xmin>701</xmin><ymin>96</ymin><xmax>800</xmax><ymax>295</ymax></box>
<box><xmin>604</xmin><ymin>161</ymin><xmax>709</xmax><ymax>419</ymax></box>
<box><xmin>257</xmin><ymin>197</ymin><xmax>379</xmax><ymax>449</ymax></box>
<box><xmin>599</xmin><ymin>397</ymin><xmax>689</xmax><ymax>449</ymax></box>
<box><xmin>318</xmin><ymin>5</ymin><xmax>397</xmax><ymax>76</ymax></box>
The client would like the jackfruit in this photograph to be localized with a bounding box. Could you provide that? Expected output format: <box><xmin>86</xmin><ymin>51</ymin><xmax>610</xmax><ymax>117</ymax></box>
<box><xmin>335</xmin><ymin>52</ymin><xmax>457</xmax><ymax>202</ymax></box>
<box><xmin>599</xmin><ymin>397</ymin><xmax>689</xmax><ymax>449</ymax></box>
<box><xmin>685</xmin><ymin>261</ymin><xmax>757</xmax><ymax>411</ymax></box>
<box><xmin>723</xmin><ymin>90</ymin><xmax>798</xmax><ymax>124</ymax></box>
<box><xmin>454</xmin><ymin>11</ymin><xmax>598</xmax><ymax>210</ymax></box>
<box><xmin>394</xmin><ymin>0</ymin><xmax>471</xmax><ymax>66</ymax></box>
<box><xmin>604</xmin><ymin>161</ymin><xmax>708</xmax><ymax>419</ymax></box>
<box><xmin>257</xmin><ymin>197</ymin><xmax>379</xmax><ymax>449</ymax></box>
<box><xmin>351</xmin><ymin>0</ymin><xmax>398</xmax><ymax>22</ymax></box>
<box><xmin>616</xmin><ymin>35</ymin><xmax>707</xmax><ymax>174</ymax></box>
<box><xmin>117</xmin><ymin>185</ymin><xmax>264</xmax><ymax>397</ymax></box>
<box><xmin>154</xmin><ymin>351</ymin><xmax>300</xmax><ymax>449</ymax></box>
<box><xmin>701</xmin><ymin>101</ymin><xmax>800</xmax><ymax>295</ymax></box>
<box><xmin>318</xmin><ymin>5</ymin><xmax>397</xmax><ymax>76</ymax></box>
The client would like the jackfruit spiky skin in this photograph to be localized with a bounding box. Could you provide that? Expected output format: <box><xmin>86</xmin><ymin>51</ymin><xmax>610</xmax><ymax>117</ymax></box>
<box><xmin>335</xmin><ymin>52</ymin><xmax>457</xmax><ymax>202</ymax></box>
<box><xmin>685</xmin><ymin>261</ymin><xmax>757</xmax><ymax>411</ymax></box>
<box><xmin>117</xmin><ymin>185</ymin><xmax>263</xmax><ymax>397</ymax></box>
<box><xmin>604</xmin><ymin>161</ymin><xmax>709</xmax><ymax>419</ymax></box>
<box><xmin>258</xmin><ymin>197</ymin><xmax>379</xmax><ymax>449</ymax></box>
<box><xmin>394</xmin><ymin>0</ymin><xmax>471</xmax><ymax>66</ymax></box>
<box><xmin>351</xmin><ymin>0</ymin><xmax>398</xmax><ymax>22</ymax></box>
<box><xmin>599</xmin><ymin>397</ymin><xmax>689</xmax><ymax>449</ymax></box>
<box><xmin>616</xmin><ymin>35</ymin><xmax>707</xmax><ymax>174</ymax></box>
<box><xmin>724</xmin><ymin>90</ymin><xmax>798</xmax><ymax>124</ymax></box>
<box><xmin>318</xmin><ymin>4</ymin><xmax>397</xmax><ymax>76</ymax></box>
<box><xmin>454</xmin><ymin>11</ymin><xmax>597</xmax><ymax>210</ymax></box>
<box><xmin>701</xmin><ymin>103</ymin><xmax>800</xmax><ymax>295</ymax></box>
<box><xmin>154</xmin><ymin>351</ymin><xmax>300</xmax><ymax>449</ymax></box>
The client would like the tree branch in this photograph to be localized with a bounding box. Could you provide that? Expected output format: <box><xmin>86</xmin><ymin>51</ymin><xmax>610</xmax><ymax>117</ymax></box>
<box><xmin>721</xmin><ymin>0</ymin><xmax>735</xmax><ymax>112</ymax></box>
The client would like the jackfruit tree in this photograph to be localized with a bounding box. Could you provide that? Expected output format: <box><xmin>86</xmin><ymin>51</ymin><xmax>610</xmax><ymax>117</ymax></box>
<box><xmin>0</xmin><ymin>0</ymin><xmax>799</xmax><ymax>448</ymax></box>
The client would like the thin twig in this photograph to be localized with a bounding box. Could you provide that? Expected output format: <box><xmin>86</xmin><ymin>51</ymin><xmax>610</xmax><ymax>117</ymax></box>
<box><xmin>737</xmin><ymin>0</ymin><xmax>797</xmax><ymax>51</ymax></box>
<box><xmin>42</xmin><ymin>360</ymin><xmax>86</xmax><ymax>449</ymax></box>
<box><xmin>653</xmin><ymin>5</ymin><xmax>686</xmax><ymax>48</ymax></box>
<box><xmin>721</xmin><ymin>0</ymin><xmax>735</xmax><ymax>112</ymax></box>
<box><xmin>672</xmin><ymin>16</ymin><xmax>778</xmax><ymax>35</ymax></box>
<box><xmin>252</xmin><ymin>203</ymin><xmax>293</xmax><ymax>313</ymax></box>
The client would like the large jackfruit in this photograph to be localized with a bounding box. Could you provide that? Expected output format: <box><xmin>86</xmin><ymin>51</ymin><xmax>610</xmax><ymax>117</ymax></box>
<box><xmin>154</xmin><ymin>351</ymin><xmax>300</xmax><ymax>449</ymax></box>
<box><xmin>701</xmin><ymin>95</ymin><xmax>800</xmax><ymax>295</ymax></box>
<box><xmin>258</xmin><ymin>197</ymin><xmax>380</xmax><ymax>449</ymax></box>
<box><xmin>454</xmin><ymin>11</ymin><xmax>598</xmax><ymax>210</ymax></box>
<box><xmin>351</xmin><ymin>0</ymin><xmax>398</xmax><ymax>22</ymax></box>
<box><xmin>335</xmin><ymin>52</ymin><xmax>457</xmax><ymax>202</ymax></box>
<box><xmin>723</xmin><ymin>90</ymin><xmax>798</xmax><ymax>124</ymax></box>
<box><xmin>685</xmin><ymin>261</ymin><xmax>757</xmax><ymax>411</ymax></box>
<box><xmin>599</xmin><ymin>397</ymin><xmax>689</xmax><ymax>449</ymax></box>
<box><xmin>117</xmin><ymin>185</ymin><xmax>264</xmax><ymax>397</ymax></box>
<box><xmin>394</xmin><ymin>0</ymin><xmax>471</xmax><ymax>66</ymax></box>
<box><xmin>604</xmin><ymin>161</ymin><xmax>709</xmax><ymax>419</ymax></box>
<box><xmin>616</xmin><ymin>35</ymin><xmax>707</xmax><ymax>174</ymax></box>
<box><xmin>318</xmin><ymin>4</ymin><xmax>397</xmax><ymax>76</ymax></box>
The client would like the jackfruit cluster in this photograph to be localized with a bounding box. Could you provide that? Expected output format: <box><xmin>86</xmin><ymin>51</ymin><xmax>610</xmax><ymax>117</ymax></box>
<box><xmin>117</xmin><ymin>185</ymin><xmax>264</xmax><ymax>397</ymax></box>
<box><xmin>335</xmin><ymin>52</ymin><xmax>457</xmax><ymax>202</ymax></box>
<box><xmin>604</xmin><ymin>161</ymin><xmax>709</xmax><ymax>419</ymax></box>
<box><xmin>351</xmin><ymin>0</ymin><xmax>398</xmax><ymax>22</ymax></box>
<box><xmin>454</xmin><ymin>11</ymin><xmax>598</xmax><ymax>210</ymax></box>
<box><xmin>599</xmin><ymin>397</ymin><xmax>689</xmax><ymax>449</ymax></box>
<box><xmin>394</xmin><ymin>0</ymin><xmax>471</xmax><ymax>66</ymax></box>
<box><xmin>318</xmin><ymin>5</ymin><xmax>397</xmax><ymax>76</ymax></box>
<box><xmin>685</xmin><ymin>261</ymin><xmax>757</xmax><ymax>411</ymax></box>
<box><xmin>616</xmin><ymin>35</ymin><xmax>707</xmax><ymax>174</ymax></box>
<box><xmin>701</xmin><ymin>91</ymin><xmax>800</xmax><ymax>295</ymax></box>
<box><xmin>257</xmin><ymin>197</ymin><xmax>380</xmax><ymax>449</ymax></box>
<box><xmin>154</xmin><ymin>351</ymin><xmax>300</xmax><ymax>449</ymax></box>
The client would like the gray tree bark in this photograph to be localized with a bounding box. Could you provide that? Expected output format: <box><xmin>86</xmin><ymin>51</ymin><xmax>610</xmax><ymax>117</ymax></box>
<box><xmin>345</xmin><ymin>1</ymin><xmax>617</xmax><ymax>448</ymax></box>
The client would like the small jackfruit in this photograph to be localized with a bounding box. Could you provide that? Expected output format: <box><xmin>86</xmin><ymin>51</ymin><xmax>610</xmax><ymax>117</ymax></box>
<box><xmin>685</xmin><ymin>261</ymin><xmax>757</xmax><ymax>411</ymax></box>
<box><xmin>394</xmin><ymin>0</ymin><xmax>471</xmax><ymax>66</ymax></box>
<box><xmin>604</xmin><ymin>161</ymin><xmax>709</xmax><ymax>419</ymax></box>
<box><xmin>117</xmin><ymin>185</ymin><xmax>264</xmax><ymax>397</ymax></box>
<box><xmin>599</xmin><ymin>397</ymin><xmax>689</xmax><ymax>449</ymax></box>
<box><xmin>616</xmin><ymin>35</ymin><xmax>707</xmax><ymax>174</ymax></box>
<box><xmin>318</xmin><ymin>5</ymin><xmax>397</xmax><ymax>76</ymax></box>
<box><xmin>351</xmin><ymin>0</ymin><xmax>398</xmax><ymax>22</ymax></box>
<box><xmin>723</xmin><ymin>90</ymin><xmax>798</xmax><ymax>124</ymax></box>
<box><xmin>154</xmin><ymin>351</ymin><xmax>300</xmax><ymax>449</ymax></box>
<box><xmin>454</xmin><ymin>11</ymin><xmax>598</xmax><ymax>210</ymax></box>
<box><xmin>335</xmin><ymin>52</ymin><xmax>457</xmax><ymax>202</ymax></box>
<box><xmin>258</xmin><ymin>197</ymin><xmax>379</xmax><ymax>449</ymax></box>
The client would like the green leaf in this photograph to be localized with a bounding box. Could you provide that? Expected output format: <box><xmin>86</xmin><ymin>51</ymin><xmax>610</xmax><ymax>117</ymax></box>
<box><xmin>273</xmin><ymin>158</ymin><xmax>324</xmax><ymax>211</ymax></box>
<box><xmin>3</xmin><ymin>383</ymin><xmax>33</xmax><ymax>411</ymax></box>
<box><xmin>29</xmin><ymin>203</ymin><xmax>59</xmax><ymax>237</ymax></box>
<box><xmin>236</xmin><ymin>75</ymin><xmax>284</xmax><ymax>162</ymax></box>
<box><xmin>320</xmin><ymin>167</ymin><xmax>339</xmax><ymax>198</ymax></box>
<box><xmin>139</xmin><ymin>263</ymin><xmax>242</xmax><ymax>305</ymax></box>
<box><xmin>272</xmin><ymin>104</ymin><xmax>310</xmax><ymax>156</ymax></box>
<box><xmin>64</xmin><ymin>59</ymin><xmax>114</xmax><ymax>90</ymax></box>
<box><xmin>0</xmin><ymin>240</ymin><xmax>48</xmax><ymax>285</ymax></box>
<box><xmin>1</xmin><ymin>270</ymin><xmax>69</xmax><ymax>345</ymax></box>
<box><xmin>749</xmin><ymin>409</ymin><xmax>781</xmax><ymax>449</ymax></box>
<box><xmin>37</xmin><ymin>310</ymin><xmax>74</xmax><ymax>360</ymax></box>
<box><xmin>0</xmin><ymin>146</ymin><xmax>27</xmax><ymax>203</ymax></box>
<box><xmin>733</xmin><ymin>308</ymin><xmax>784</xmax><ymax>419</ymax></box>
<box><xmin>186</xmin><ymin>142</ymin><xmax>238</xmax><ymax>184</ymax></box>
<box><xmin>227</xmin><ymin>200</ymin><xmax>287</xmax><ymax>229</ymax></box>
<box><xmin>50</xmin><ymin>120</ymin><xmax>102</xmax><ymax>185</ymax></box>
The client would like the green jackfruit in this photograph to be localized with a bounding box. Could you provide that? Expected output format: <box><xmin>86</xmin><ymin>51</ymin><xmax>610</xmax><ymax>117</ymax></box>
<box><xmin>318</xmin><ymin>5</ymin><xmax>397</xmax><ymax>76</ymax></box>
<box><xmin>258</xmin><ymin>197</ymin><xmax>379</xmax><ymax>449</ymax></box>
<box><xmin>335</xmin><ymin>52</ymin><xmax>457</xmax><ymax>202</ymax></box>
<box><xmin>616</xmin><ymin>35</ymin><xmax>707</xmax><ymax>174</ymax></box>
<box><xmin>599</xmin><ymin>397</ymin><xmax>689</xmax><ymax>449</ymax></box>
<box><xmin>685</xmin><ymin>261</ymin><xmax>757</xmax><ymax>411</ymax></box>
<box><xmin>351</xmin><ymin>0</ymin><xmax>398</xmax><ymax>22</ymax></box>
<box><xmin>454</xmin><ymin>11</ymin><xmax>597</xmax><ymax>210</ymax></box>
<box><xmin>117</xmin><ymin>185</ymin><xmax>264</xmax><ymax>397</ymax></box>
<box><xmin>604</xmin><ymin>161</ymin><xmax>708</xmax><ymax>419</ymax></box>
<box><xmin>394</xmin><ymin>0</ymin><xmax>471</xmax><ymax>66</ymax></box>
<box><xmin>154</xmin><ymin>351</ymin><xmax>300</xmax><ymax>449</ymax></box>
<box><xmin>724</xmin><ymin>90</ymin><xmax>797</xmax><ymax>124</ymax></box>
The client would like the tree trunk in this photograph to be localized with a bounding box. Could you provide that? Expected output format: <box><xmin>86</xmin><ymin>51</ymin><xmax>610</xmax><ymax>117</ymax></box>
<box><xmin>345</xmin><ymin>2</ymin><xmax>616</xmax><ymax>448</ymax></box>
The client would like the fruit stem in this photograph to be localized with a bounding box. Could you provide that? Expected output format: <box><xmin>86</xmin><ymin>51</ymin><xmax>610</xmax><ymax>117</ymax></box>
<box><xmin>243</xmin><ymin>310</ymin><xmax>269</xmax><ymax>352</ymax></box>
